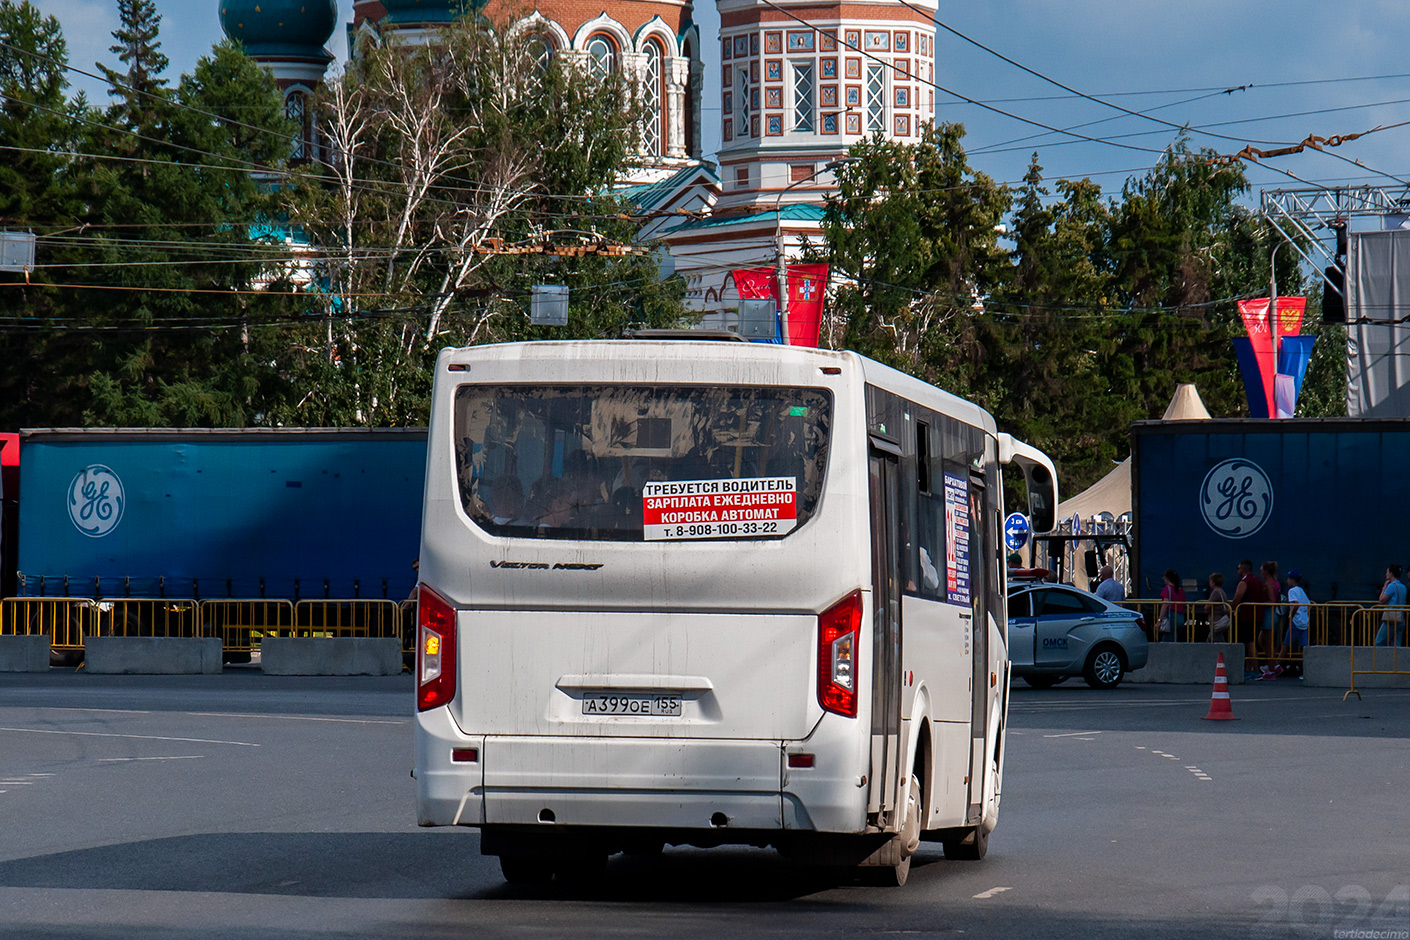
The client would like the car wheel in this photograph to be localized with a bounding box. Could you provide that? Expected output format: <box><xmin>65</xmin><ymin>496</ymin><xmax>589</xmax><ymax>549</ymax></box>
<box><xmin>1022</xmin><ymin>675</ymin><xmax>1060</xmax><ymax>689</ymax></box>
<box><xmin>1083</xmin><ymin>645</ymin><xmax>1125</xmax><ymax>689</ymax></box>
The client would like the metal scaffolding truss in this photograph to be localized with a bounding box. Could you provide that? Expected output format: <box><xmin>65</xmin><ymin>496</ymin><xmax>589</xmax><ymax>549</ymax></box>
<box><xmin>1262</xmin><ymin>185</ymin><xmax>1410</xmax><ymax>278</ymax></box>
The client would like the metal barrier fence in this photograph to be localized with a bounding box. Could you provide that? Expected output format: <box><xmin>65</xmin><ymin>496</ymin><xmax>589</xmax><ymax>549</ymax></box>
<box><xmin>201</xmin><ymin>599</ymin><xmax>295</xmax><ymax>655</ymax></box>
<box><xmin>400</xmin><ymin>600</ymin><xmax>416</xmax><ymax>657</ymax></box>
<box><xmin>294</xmin><ymin>599</ymin><xmax>403</xmax><ymax>641</ymax></box>
<box><xmin>1345</xmin><ymin>606</ymin><xmax>1410</xmax><ymax>700</ymax></box>
<box><xmin>1</xmin><ymin>596</ymin><xmax>413</xmax><ymax>661</ymax></box>
<box><xmin>0</xmin><ymin>598</ymin><xmax>102</xmax><ymax>653</ymax></box>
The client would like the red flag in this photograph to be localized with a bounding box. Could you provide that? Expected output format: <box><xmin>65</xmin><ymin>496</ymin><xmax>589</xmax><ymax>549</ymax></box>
<box><xmin>732</xmin><ymin>267</ymin><xmax>777</xmax><ymax>301</ymax></box>
<box><xmin>1275</xmin><ymin>296</ymin><xmax>1306</xmax><ymax>339</ymax></box>
<box><xmin>1237</xmin><ymin>298</ymin><xmax>1277</xmax><ymax>418</ymax></box>
<box><xmin>785</xmin><ymin>263</ymin><xmax>828</xmax><ymax>347</ymax></box>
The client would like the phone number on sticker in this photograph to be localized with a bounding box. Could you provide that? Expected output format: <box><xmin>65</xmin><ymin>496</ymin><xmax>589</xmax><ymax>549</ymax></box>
<box><xmin>645</xmin><ymin>519</ymin><xmax>797</xmax><ymax>540</ymax></box>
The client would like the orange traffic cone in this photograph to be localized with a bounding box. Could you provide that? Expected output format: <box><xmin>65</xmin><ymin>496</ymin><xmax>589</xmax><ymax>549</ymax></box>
<box><xmin>1203</xmin><ymin>652</ymin><xmax>1238</xmax><ymax>721</ymax></box>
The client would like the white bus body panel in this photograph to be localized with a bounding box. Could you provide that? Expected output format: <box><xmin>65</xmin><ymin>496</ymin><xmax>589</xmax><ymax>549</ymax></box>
<box><xmin>414</xmin><ymin>341</ymin><xmax>1018</xmax><ymax>843</ymax></box>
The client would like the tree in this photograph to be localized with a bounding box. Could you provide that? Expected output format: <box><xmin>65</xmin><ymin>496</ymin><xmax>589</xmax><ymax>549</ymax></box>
<box><xmin>272</xmin><ymin>16</ymin><xmax>684</xmax><ymax>426</ymax></box>
<box><xmin>98</xmin><ymin>0</ymin><xmax>168</xmax><ymax>135</ymax></box>
<box><xmin>822</xmin><ymin>123</ymin><xmax>1009</xmax><ymax>393</ymax></box>
<box><xmin>67</xmin><ymin>37</ymin><xmax>297</xmax><ymax>427</ymax></box>
<box><xmin>0</xmin><ymin>1</ymin><xmax>94</xmax><ymax>428</ymax></box>
<box><xmin>985</xmin><ymin>156</ymin><xmax>1120</xmax><ymax>489</ymax></box>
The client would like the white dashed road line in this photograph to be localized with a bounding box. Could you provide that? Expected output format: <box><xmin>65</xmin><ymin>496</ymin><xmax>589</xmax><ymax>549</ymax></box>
<box><xmin>1043</xmin><ymin>731</ymin><xmax>1103</xmax><ymax>738</ymax></box>
<box><xmin>0</xmin><ymin>727</ymin><xmax>259</xmax><ymax>747</ymax></box>
<box><xmin>973</xmin><ymin>886</ymin><xmax>1013</xmax><ymax>899</ymax></box>
<box><xmin>98</xmin><ymin>755</ymin><xmax>205</xmax><ymax>762</ymax></box>
<box><xmin>1138</xmin><ymin>746</ymin><xmax>1213</xmax><ymax>781</ymax></box>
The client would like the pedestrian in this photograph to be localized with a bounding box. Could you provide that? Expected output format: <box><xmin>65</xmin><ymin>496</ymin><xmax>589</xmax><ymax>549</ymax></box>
<box><xmin>1257</xmin><ymin>561</ymin><xmax>1283</xmax><ymax>680</ymax></box>
<box><xmin>1207</xmin><ymin>572</ymin><xmax>1231</xmax><ymax>642</ymax></box>
<box><xmin>1094</xmin><ymin>565</ymin><xmax>1125</xmax><ymax>603</ymax></box>
<box><xmin>1375</xmin><ymin>564</ymin><xmax>1407</xmax><ymax>647</ymax></box>
<box><xmin>1276</xmin><ymin>569</ymin><xmax>1311</xmax><ymax>677</ymax></box>
<box><xmin>1231</xmin><ymin>559</ymin><xmax>1269</xmax><ymax>681</ymax></box>
<box><xmin>1157</xmin><ymin>568</ymin><xmax>1187</xmax><ymax>642</ymax></box>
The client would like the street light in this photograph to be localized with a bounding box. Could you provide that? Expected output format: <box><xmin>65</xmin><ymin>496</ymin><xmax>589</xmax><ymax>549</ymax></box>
<box><xmin>774</xmin><ymin>156</ymin><xmax>848</xmax><ymax>345</ymax></box>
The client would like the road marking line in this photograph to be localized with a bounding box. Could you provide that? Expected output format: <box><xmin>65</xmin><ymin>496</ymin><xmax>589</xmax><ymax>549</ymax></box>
<box><xmin>31</xmin><ymin>708</ymin><xmax>153</xmax><ymax>715</ymax></box>
<box><xmin>0</xmin><ymin>781</ymin><xmax>35</xmax><ymax>785</ymax></box>
<box><xmin>973</xmin><ymin>886</ymin><xmax>1013</xmax><ymax>899</ymax></box>
<box><xmin>1043</xmin><ymin>731</ymin><xmax>1102</xmax><ymax>738</ymax></box>
<box><xmin>98</xmin><ymin>756</ymin><xmax>205</xmax><ymax>762</ymax></box>
<box><xmin>184</xmin><ymin>712</ymin><xmax>405</xmax><ymax>725</ymax></box>
<box><xmin>0</xmin><ymin>727</ymin><xmax>259</xmax><ymax>747</ymax></box>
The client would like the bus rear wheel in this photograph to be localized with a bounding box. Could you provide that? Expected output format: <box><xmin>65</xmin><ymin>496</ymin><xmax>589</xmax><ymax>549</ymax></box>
<box><xmin>942</xmin><ymin>824</ymin><xmax>989</xmax><ymax>861</ymax></box>
<box><xmin>499</xmin><ymin>854</ymin><xmax>554</xmax><ymax>885</ymax></box>
<box><xmin>859</xmin><ymin>773</ymin><xmax>921</xmax><ymax>887</ymax></box>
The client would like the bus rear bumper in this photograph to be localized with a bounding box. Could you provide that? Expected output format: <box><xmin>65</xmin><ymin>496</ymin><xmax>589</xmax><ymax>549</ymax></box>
<box><xmin>415</xmin><ymin>711</ymin><xmax>867</xmax><ymax>834</ymax></box>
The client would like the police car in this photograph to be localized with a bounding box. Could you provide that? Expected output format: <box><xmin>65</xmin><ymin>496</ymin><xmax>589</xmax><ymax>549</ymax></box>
<box><xmin>1006</xmin><ymin>570</ymin><xmax>1148</xmax><ymax>689</ymax></box>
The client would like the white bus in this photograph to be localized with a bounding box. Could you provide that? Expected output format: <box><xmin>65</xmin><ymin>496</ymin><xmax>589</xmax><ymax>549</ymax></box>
<box><xmin>413</xmin><ymin>337</ymin><xmax>1057</xmax><ymax>886</ymax></box>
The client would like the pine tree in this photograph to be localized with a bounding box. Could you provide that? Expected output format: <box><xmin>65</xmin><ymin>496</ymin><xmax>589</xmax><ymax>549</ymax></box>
<box><xmin>98</xmin><ymin>0</ymin><xmax>168</xmax><ymax>135</ymax></box>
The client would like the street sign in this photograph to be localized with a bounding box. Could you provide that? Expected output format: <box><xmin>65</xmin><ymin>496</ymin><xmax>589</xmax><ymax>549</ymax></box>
<box><xmin>1003</xmin><ymin>512</ymin><xmax>1030</xmax><ymax>551</ymax></box>
<box><xmin>1070</xmin><ymin>512</ymin><xmax>1082</xmax><ymax>535</ymax></box>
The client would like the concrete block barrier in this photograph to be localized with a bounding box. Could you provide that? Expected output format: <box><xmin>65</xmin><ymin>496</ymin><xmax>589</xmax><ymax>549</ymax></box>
<box><xmin>1126</xmin><ymin>643</ymin><xmax>1246</xmax><ymax>685</ymax></box>
<box><xmin>1303</xmin><ymin>646</ymin><xmax>1410</xmax><ymax>689</ymax></box>
<box><xmin>260</xmin><ymin>637</ymin><xmax>402</xmax><ymax>676</ymax></box>
<box><xmin>83</xmin><ymin>637</ymin><xmax>223</xmax><ymax>674</ymax></box>
<box><xmin>0</xmin><ymin>635</ymin><xmax>52</xmax><ymax>672</ymax></box>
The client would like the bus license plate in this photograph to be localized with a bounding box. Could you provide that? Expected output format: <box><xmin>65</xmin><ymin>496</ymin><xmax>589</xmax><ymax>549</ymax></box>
<box><xmin>581</xmin><ymin>693</ymin><xmax>682</xmax><ymax>717</ymax></box>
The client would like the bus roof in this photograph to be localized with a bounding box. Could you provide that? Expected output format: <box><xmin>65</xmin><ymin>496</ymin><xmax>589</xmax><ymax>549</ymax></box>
<box><xmin>437</xmin><ymin>340</ymin><xmax>997</xmax><ymax>434</ymax></box>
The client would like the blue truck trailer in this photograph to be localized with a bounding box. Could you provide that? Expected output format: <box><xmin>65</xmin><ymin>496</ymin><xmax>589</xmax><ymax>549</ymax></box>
<box><xmin>1131</xmin><ymin>418</ymin><xmax>1410</xmax><ymax>602</ymax></box>
<box><xmin>16</xmin><ymin>428</ymin><xmax>427</xmax><ymax>602</ymax></box>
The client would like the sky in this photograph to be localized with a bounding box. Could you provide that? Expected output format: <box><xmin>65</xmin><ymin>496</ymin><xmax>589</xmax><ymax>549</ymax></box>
<box><xmin>31</xmin><ymin>0</ymin><xmax>1410</xmax><ymax>221</ymax></box>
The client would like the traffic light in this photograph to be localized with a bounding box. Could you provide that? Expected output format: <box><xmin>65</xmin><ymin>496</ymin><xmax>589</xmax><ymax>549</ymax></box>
<box><xmin>1323</xmin><ymin>265</ymin><xmax>1345</xmax><ymax>324</ymax></box>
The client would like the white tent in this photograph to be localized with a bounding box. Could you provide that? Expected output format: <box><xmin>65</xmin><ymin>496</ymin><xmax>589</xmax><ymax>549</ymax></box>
<box><xmin>1054</xmin><ymin>383</ymin><xmax>1211</xmax><ymax>521</ymax></box>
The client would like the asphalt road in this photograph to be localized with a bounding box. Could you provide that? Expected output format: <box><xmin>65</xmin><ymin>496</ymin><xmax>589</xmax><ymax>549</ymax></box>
<box><xmin>1</xmin><ymin>671</ymin><xmax>1407</xmax><ymax>940</ymax></box>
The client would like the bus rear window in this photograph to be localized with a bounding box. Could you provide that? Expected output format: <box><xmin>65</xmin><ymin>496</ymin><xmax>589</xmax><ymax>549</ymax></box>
<box><xmin>452</xmin><ymin>385</ymin><xmax>832</xmax><ymax>542</ymax></box>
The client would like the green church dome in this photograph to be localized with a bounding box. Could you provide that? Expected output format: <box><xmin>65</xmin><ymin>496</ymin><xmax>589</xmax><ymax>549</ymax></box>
<box><xmin>219</xmin><ymin>0</ymin><xmax>338</xmax><ymax>60</ymax></box>
<box><xmin>381</xmin><ymin>0</ymin><xmax>474</xmax><ymax>25</ymax></box>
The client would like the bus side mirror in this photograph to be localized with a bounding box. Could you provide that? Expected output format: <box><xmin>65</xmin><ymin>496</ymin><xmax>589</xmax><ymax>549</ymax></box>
<box><xmin>997</xmin><ymin>433</ymin><xmax>1059</xmax><ymax>535</ymax></box>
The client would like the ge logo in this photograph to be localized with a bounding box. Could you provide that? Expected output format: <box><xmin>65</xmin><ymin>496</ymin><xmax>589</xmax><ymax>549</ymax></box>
<box><xmin>1200</xmin><ymin>459</ymin><xmax>1273</xmax><ymax>539</ymax></box>
<box><xmin>68</xmin><ymin>465</ymin><xmax>125</xmax><ymax>538</ymax></box>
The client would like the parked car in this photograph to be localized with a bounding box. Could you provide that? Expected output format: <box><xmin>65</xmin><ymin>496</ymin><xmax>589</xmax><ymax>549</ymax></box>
<box><xmin>1007</xmin><ymin>575</ymin><xmax>1148</xmax><ymax>689</ymax></box>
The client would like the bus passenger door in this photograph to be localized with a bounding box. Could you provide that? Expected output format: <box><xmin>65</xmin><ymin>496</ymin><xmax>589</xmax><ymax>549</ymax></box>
<box><xmin>867</xmin><ymin>441</ymin><xmax>903</xmax><ymax>827</ymax></box>
<box><xmin>966</xmin><ymin>474</ymin><xmax>991</xmax><ymax>825</ymax></box>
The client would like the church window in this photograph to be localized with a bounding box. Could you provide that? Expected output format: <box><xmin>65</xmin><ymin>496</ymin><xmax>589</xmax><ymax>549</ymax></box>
<box><xmin>865</xmin><ymin>64</ymin><xmax>886</xmax><ymax>132</ymax></box>
<box><xmin>641</xmin><ymin>40</ymin><xmax>663</xmax><ymax>156</ymax></box>
<box><xmin>735</xmin><ymin>64</ymin><xmax>750</xmax><ymax>138</ymax></box>
<box><xmin>286</xmin><ymin>89</ymin><xmax>310</xmax><ymax>162</ymax></box>
<box><xmin>587</xmin><ymin>36</ymin><xmax>615</xmax><ymax>81</ymax></box>
<box><xmin>791</xmin><ymin>61</ymin><xmax>814</xmax><ymax>132</ymax></box>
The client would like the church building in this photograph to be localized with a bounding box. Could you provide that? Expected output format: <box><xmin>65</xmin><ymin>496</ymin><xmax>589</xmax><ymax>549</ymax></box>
<box><xmin>218</xmin><ymin>0</ymin><xmax>938</xmax><ymax>324</ymax></box>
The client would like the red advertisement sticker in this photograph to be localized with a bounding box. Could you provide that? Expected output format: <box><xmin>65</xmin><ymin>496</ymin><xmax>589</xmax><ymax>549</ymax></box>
<box><xmin>642</xmin><ymin>477</ymin><xmax>797</xmax><ymax>541</ymax></box>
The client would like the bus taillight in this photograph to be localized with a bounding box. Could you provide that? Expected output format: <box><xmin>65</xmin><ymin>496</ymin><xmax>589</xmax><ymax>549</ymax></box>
<box><xmin>818</xmin><ymin>590</ymin><xmax>863</xmax><ymax>718</ymax></box>
<box><xmin>417</xmin><ymin>584</ymin><xmax>457</xmax><ymax>712</ymax></box>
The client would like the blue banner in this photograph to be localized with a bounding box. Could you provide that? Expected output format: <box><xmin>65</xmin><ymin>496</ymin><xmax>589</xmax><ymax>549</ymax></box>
<box><xmin>1277</xmin><ymin>334</ymin><xmax>1317</xmax><ymax>403</ymax></box>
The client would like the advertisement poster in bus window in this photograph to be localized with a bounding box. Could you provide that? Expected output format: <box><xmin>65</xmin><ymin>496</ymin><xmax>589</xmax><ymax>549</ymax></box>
<box><xmin>944</xmin><ymin>471</ymin><xmax>971</xmax><ymax>605</ymax></box>
<box><xmin>642</xmin><ymin>477</ymin><xmax>797</xmax><ymax>540</ymax></box>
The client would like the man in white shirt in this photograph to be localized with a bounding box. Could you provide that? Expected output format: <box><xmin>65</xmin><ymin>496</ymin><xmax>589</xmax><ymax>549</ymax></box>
<box><xmin>1094</xmin><ymin>565</ymin><xmax>1126</xmax><ymax>603</ymax></box>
